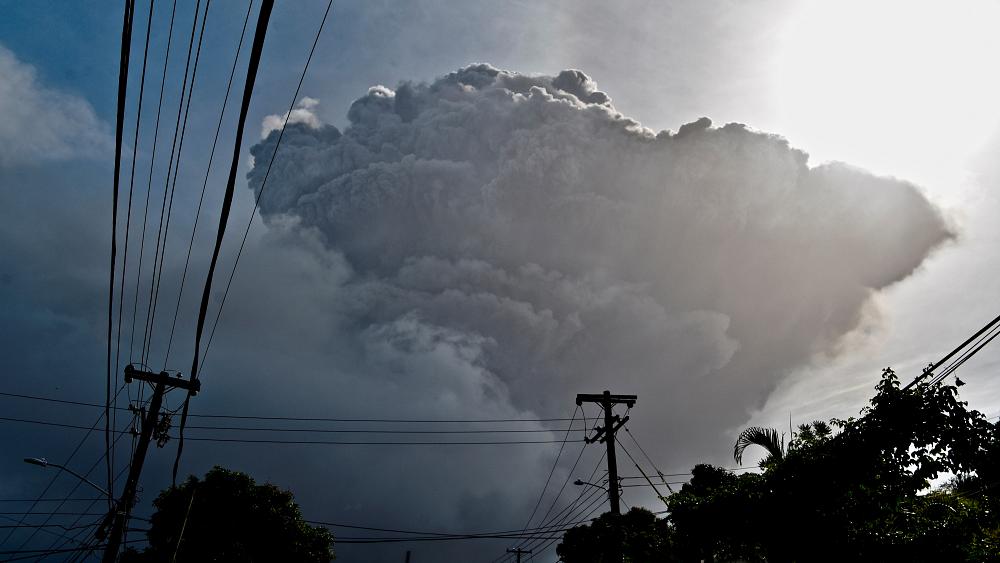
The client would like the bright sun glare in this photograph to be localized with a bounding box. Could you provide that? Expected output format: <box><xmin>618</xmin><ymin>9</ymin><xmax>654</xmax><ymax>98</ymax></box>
<box><xmin>774</xmin><ymin>0</ymin><xmax>1000</xmax><ymax>198</ymax></box>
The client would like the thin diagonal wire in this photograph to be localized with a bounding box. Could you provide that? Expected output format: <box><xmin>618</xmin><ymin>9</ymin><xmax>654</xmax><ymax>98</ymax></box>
<box><xmin>4</xmin><ymin>384</ymin><xmax>125</xmax><ymax>549</ymax></box>
<box><xmin>196</xmin><ymin>0</ymin><xmax>335</xmax><ymax>375</ymax></box>
<box><xmin>36</xmin><ymin>445</ymin><xmax>132</xmax><ymax>561</ymax></box>
<box><xmin>140</xmin><ymin>0</ymin><xmax>206</xmax><ymax>367</ymax></box>
<box><xmin>106</xmin><ymin>0</ymin><xmax>135</xmax><ymax>518</ymax></box>
<box><xmin>525</xmin><ymin>491</ymin><xmax>610</xmax><ymax>562</ymax></box>
<box><xmin>517</xmin><ymin>407</ymin><xmax>579</xmax><ymax>535</ymax></box>
<box><xmin>930</xmin><ymin>323</ymin><xmax>1000</xmax><ymax>386</ymax></box>
<box><xmin>904</xmin><ymin>312</ymin><xmax>1000</xmax><ymax>390</ymax></box>
<box><xmin>17</xmin><ymin>425</ymin><xmax>131</xmax><ymax>552</ymax></box>
<box><xmin>623</xmin><ymin>426</ymin><xmax>674</xmax><ymax>492</ymax></box>
<box><xmin>129</xmin><ymin>0</ymin><xmax>178</xmax><ymax>364</ymax></box>
<box><xmin>510</xmin><ymin>480</ymin><xmax>608</xmax><ymax>562</ymax></box>
<box><xmin>500</xmin><ymin>449</ymin><xmax>606</xmax><ymax>561</ymax></box>
<box><xmin>162</xmin><ymin>0</ymin><xmax>254</xmax><ymax>368</ymax></box>
<box><xmin>173</xmin><ymin>0</ymin><xmax>326</xmax><ymax>485</ymax></box>
<box><xmin>112</xmin><ymin>0</ymin><xmax>155</xmax><ymax>513</ymax></box>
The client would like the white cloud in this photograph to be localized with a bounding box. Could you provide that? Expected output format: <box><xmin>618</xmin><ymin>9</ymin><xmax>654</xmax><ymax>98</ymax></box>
<box><xmin>0</xmin><ymin>44</ymin><xmax>110</xmax><ymax>166</ymax></box>
<box><xmin>260</xmin><ymin>96</ymin><xmax>322</xmax><ymax>139</ymax></box>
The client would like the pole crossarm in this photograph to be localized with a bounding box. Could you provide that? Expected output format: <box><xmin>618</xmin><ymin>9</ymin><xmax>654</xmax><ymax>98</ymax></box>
<box><xmin>123</xmin><ymin>364</ymin><xmax>200</xmax><ymax>394</ymax></box>
<box><xmin>507</xmin><ymin>547</ymin><xmax>532</xmax><ymax>562</ymax></box>
<box><xmin>575</xmin><ymin>394</ymin><xmax>636</xmax><ymax>407</ymax></box>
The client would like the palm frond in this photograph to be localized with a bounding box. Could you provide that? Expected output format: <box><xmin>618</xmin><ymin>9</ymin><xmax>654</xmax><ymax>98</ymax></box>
<box><xmin>734</xmin><ymin>426</ymin><xmax>785</xmax><ymax>465</ymax></box>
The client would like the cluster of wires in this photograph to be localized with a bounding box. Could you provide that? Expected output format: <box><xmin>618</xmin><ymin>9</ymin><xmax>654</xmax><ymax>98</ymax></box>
<box><xmin>0</xmin><ymin>390</ymin><xmax>585</xmax><ymax>446</ymax></box>
<box><xmin>905</xmin><ymin>312</ymin><xmax>1000</xmax><ymax>390</ymax></box>
<box><xmin>6</xmin><ymin>0</ymin><xmax>337</xmax><ymax>558</ymax></box>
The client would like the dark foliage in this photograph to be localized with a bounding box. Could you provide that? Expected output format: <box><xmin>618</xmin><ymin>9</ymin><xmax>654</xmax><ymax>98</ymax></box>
<box><xmin>557</xmin><ymin>507</ymin><xmax>673</xmax><ymax>563</ymax></box>
<box><xmin>121</xmin><ymin>466</ymin><xmax>334</xmax><ymax>563</ymax></box>
<box><xmin>559</xmin><ymin>368</ymin><xmax>1000</xmax><ymax>562</ymax></box>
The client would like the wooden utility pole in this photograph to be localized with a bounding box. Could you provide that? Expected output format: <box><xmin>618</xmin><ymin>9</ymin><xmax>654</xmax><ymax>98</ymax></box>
<box><xmin>575</xmin><ymin>391</ymin><xmax>635</xmax><ymax>516</ymax></box>
<box><xmin>100</xmin><ymin>365</ymin><xmax>199</xmax><ymax>563</ymax></box>
<box><xmin>576</xmin><ymin>391</ymin><xmax>635</xmax><ymax>563</ymax></box>
<box><xmin>507</xmin><ymin>547</ymin><xmax>532</xmax><ymax>562</ymax></box>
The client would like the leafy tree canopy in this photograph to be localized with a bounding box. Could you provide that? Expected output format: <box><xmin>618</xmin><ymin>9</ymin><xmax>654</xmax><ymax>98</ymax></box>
<box><xmin>122</xmin><ymin>466</ymin><xmax>334</xmax><ymax>563</ymax></box>
<box><xmin>557</xmin><ymin>507</ymin><xmax>672</xmax><ymax>563</ymax></box>
<box><xmin>559</xmin><ymin>368</ymin><xmax>1000</xmax><ymax>562</ymax></box>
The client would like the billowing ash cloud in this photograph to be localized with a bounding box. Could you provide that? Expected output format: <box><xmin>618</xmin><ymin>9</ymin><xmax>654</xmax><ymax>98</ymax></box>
<box><xmin>243</xmin><ymin>64</ymin><xmax>950</xmax><ymax>530</ymax></box>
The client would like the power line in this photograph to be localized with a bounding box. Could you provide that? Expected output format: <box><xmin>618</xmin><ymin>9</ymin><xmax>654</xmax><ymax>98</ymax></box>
<box><xmin>499</xmin><ymin>451</ymin><xmax>607</xmax><ymax>562</ymax></box>
<box><xmin>37</xmin><ymin>463</ymin><xmax>132</xmax><ymax>561</ymax></box>
<box><xmin>0</xmin><ymin>500</ymin><xmax>106</xmax><ymax>504</ymax></box>
<box><xmin>0</xmin><ymin>515</ymin><xmax>94</xmax><ymax>550</ymax></box>
<box><xmin>0</xmin><ymin>539</ymin><xmax>146</xmax><ymax>559</ymax></box>
<box><xmin>516</xmin><ymin>406</ymin><xmax>580</xmax><ymax>537</ymax></box>
<box><xmin>13</xmin><ymin>412</ymin><xmax>132</xmax><ymax>553</ymax></box>
<box><xmin>173</xmin><ymin>0</ymin><xmax>281</xmax><ymax>486</ymax></box>
<box><xmin>161</xmin><ymin>0</ymin><xmax>255</xmax><ymax>368</ymax></box>
<box><xmin>305</xmin><ymin>517</ymin><xmax>602</xmax><ymax>539</ymax></box>
<box><xmin>524</xmin><ymin>491</ymin><xmax>609</xmax><ymax>561</ymax></box>
<box><xmin>194</xmin><ymin>0</ymin><xmax>333</xmax><ymax>377</ymax></box>
<box><xmin>519</xmin><ymin>436</ymin><xmax>591</xmax><ymax>549</ymax></box>
<box><xmin>129</xmin><ymin>0</ymin><xmax>177</xmax><ymax>366</ymax></box>
<box><xmin>905</xmin><ymin>312</ymin><xmax>1000</xmax><ymax>390</ymax></box>
<box><xmin>0</xmin><ymin>390</ymin><xmax>576</xmax><ymax>423</ymax></box>
<box><xmin>113</xmin><ymin>0</ymin><xmax>156</xmax><ymax>504</ymax></box>
<box><xmin>107</xmin><ymin>0</ymin><xmax>136</xmax><ymax>520</ymax></box>
<box><xmin>517</xmin><ymin>483</ymin><xmax>609</xmax><ymax>562</ymax></box>
<box><xmin>929</xmin><ymin>322</ymin><xmax>1000</xmax><ymax>386</ymax></box>
<box><xmin>0</xmin><ymin>384</ymin><xmax>125</xmax><ymax>548</ymax></box>
<box><xmin>0</xmin><ymin>414</ymin><xmax>585</xmax><ymax>445</ymax></box>
<box><xmin>140</xmin><ymin>0</ymin><xmax>208</xmax><ymax>367</ymax></box>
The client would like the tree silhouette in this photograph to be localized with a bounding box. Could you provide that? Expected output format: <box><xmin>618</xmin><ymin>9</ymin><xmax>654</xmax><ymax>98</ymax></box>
<box><xmin>733</xmin><ymin>426</ymin><xmax>785</xmax><ymax>466</ymax></box>
<box><xmin>121</xmin><ymin>466</ymin><xmax>333</xmax><ymax>563</ymax></box>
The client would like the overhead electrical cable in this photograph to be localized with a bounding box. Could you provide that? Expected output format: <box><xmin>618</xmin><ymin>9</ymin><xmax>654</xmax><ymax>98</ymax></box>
<box><xmin>0</xmin><ymin>539</ymin><xmax>145</xmax><ymax>560</ymax></box>
<box><xmin>196</xmin><ymin>0</ymin><xmax>333</xmax><ymax>375</ymax></box>
<box><xmin>112</xmin><ymin>0</ymin><xmax>155</xmax><ymax>500</ymax></box>
<box><xmin>161</xmin><ymin>0</ymin><xmax>255</xmax><ymax>368</ymax></box>
<box><xmin>140</xmin><ymin>0</ymin><xmax>207</xmax><ymax>367</ymax></box>
<box><xmin>523</xmin><ymin>439</ymin><xmax>589</xmax><ymax>542</ymax></box>
<box><xmin>0</xmin><ymin>515</ymin><xmax>91</xmax><ymax>552</ymax></box>
<box><xmin>14</xmin><ymin>418</ymin><xmax>131</xmax><ymax>553</ymax></box>
<box><xmin>128</xmin><ymin>0</ymin><xmax>178</xmax><ymax>364</ymax></box>
<box><xmin>106</xmin><ymin>0</ymin><xmax>135</xmax><ymax>517</ymax></box>
<box><xmin>38</xmin><ymin>464</ymin><xmax>132</xmax><ymax>561</ymax></box>
<box><xmin>0</xmin><ymin>414</ymin><xmax>589</xmax><ymax>446</ymax></box>
<box><xmin>511</xmin><ymin>484</ymin><xmax>608</xmax><ymax>562</ymax></box>
<box><xmin>0</xmin><ymin>390</ymin><xmax>577</xmax><ymax>423</ymax></box>
<box><xmin>0</xmin><ymin>384</ymin><xmax>125</xmax><ymax>547</ymax></box>
<box><xmin>500</xmin><ymin>451</ymin><xmax>607</xmax><ymax>562</ymax></box>
<box><xmin>623</xmin><ymin>426</ymin><xmax>675</xmax><ymax>493</ymax></box>
<box><xmin>303</xmin><ymin>518</ymin><xmax>601</xmax><ymax>539</ymax></box>
<box><xmin>904</xmin><ymin>312</ymin><xmax>1000</xmax><ymax>390</ymax></box>
<box><xmin>525</xmin><ymin>493</ymin><xmax>609</xmax><ymax>562</ymax></box>
<box><xmin>515</xmin><ymin>406</ymin><xmax>579</xmax><ymax>539</ymax></box>
<box><xmin>929</xmin><ymin>322</ymin><xmax>1000</xmax><ymax>386</ymax></box>
<box><xmin>173</xmin><ymin>0</ymin><xmax>279</xmax><ymax>485</ymax></box>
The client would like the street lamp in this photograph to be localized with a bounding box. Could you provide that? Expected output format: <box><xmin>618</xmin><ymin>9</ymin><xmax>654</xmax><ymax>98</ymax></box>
<box><xmin>573</xmin><ymin>479</ymin><xmax>608</xmax><ymax>491</ymax></box>
<box><xmin>23</xmin><ymin>457</ymin><xmax>114</xmax><ymax>501</ymax></box>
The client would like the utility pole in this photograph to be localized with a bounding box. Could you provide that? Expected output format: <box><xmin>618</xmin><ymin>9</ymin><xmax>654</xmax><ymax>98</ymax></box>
<box><xmin>507</xmin><ymin>547</ymin><xmax>532</xmax><ymax>562</ymax></box>
<box><xmin>576</xmin><ymin>390</ymin><xmax>635</xmax><ymax>563</ymax></box>
<box><xmin>575</xmin><ymin>391</ymin><xmax>635</xmax><ymax>516</ymax></box>
<box><xmin>100</xmin><ymin>365</ymin><xmax>199</xmax><ymax>563</ymax></box>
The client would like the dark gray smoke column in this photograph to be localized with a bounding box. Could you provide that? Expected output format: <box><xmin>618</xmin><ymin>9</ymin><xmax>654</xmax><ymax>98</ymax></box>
<box><xmin>248</xmin><ymin>63</ymin><xmax>950</xmax><ymax>469</ymax></box>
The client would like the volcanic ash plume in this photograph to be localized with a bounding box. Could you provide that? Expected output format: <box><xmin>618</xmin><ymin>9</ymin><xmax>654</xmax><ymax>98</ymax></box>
<box><xmin>247</xmin><ymin>64</ymin><xmax>951</xmax><ymax>461</ymax></box>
